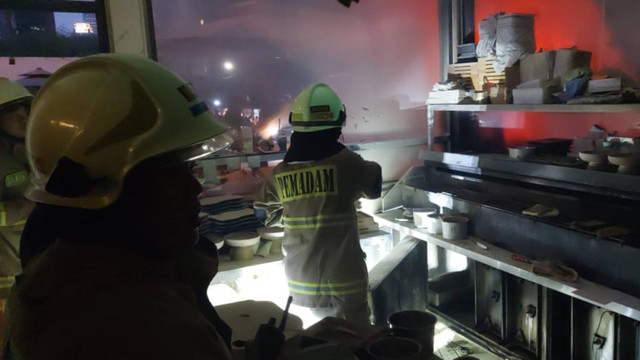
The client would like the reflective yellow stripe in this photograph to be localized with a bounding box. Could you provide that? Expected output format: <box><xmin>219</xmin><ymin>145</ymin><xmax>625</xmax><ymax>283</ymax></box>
<box><xmin>288</xmin><ymin>279</ymin><xmax>368</xmax><ymax>296</ymax></box>
<box><xmin>289</xmin><ymin>288</ymin><xmax>365</xmax><ymax>296</ymax></box>
<box><xmin>0</xmin><ymin>202</ymin><xmax>26</xmax><ymax>227</ymax></box>
<box><xmin>0</xmin><ymin>202</ymin><xmax>6</xmax><ymax>226</ymax></box>
<box><xmin>288</xmin><ymin>279</ymin><xmax>365</xmax><ymax>288</ymax></box>
<box><xmin>0</xmin><ymin>276</ymin><xmax>15</xmax><ymax>289</ymax></box>
<box><xmin>283</xmin><ymin>213</ymin><xmax>352</xmax><ymax>221</ymax></box>
<box><xmin>285</xmin><ymin>221</ymin><xmax>353</xmax><ymax>230</ymax></box>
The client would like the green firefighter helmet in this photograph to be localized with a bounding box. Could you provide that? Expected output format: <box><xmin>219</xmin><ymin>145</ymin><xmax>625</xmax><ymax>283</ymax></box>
<box><xmin>0</xmin><ymin>78</ymin><xmax>33</xmax><ymax>110</ymax></box>
<box><xmin>25</xmin><ymin>53</ymin><xmax>231</xmax><ymax>210</ymax></box>
<box><xmin>289</xmin><ymin>83</ymin><xmax>346</xmax><ymax>132</ymax></box>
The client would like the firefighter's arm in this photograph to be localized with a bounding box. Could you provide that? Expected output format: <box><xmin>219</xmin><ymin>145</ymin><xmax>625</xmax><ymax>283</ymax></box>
<box><xmin>360</xmin><ymin>160</ymin><xmax>382</xmax><ymax>199</ymax></box>
<box><xmin>254</xmin><ymin>174</ymin><xmax>284</xmax><ymax>227</ymax></box>
<box><xmin>0</xmin><ymin>197</ymin><xmax>34</xmax><ymax>227</ymax></box>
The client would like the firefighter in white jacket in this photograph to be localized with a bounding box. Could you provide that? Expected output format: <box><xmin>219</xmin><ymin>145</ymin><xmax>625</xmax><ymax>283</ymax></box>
<box><xmin>255</xmin><ymin>83</ymin><xmax>382</xmax><ymax>323</ymax></box>
<box><xmin>0</xmin><ymin>80</ymin><xmax>34</xmax><ymax>348</ymax></box>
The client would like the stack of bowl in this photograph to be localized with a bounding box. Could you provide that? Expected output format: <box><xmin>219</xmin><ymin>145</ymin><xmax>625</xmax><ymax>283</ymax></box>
<box><xmin>224</xmin><ymin>232</ymin><xmax>260</xmax><ymax>261</ymax></box>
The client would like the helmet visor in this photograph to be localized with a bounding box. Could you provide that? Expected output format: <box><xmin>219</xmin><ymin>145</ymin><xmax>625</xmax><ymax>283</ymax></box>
<box><xmin>148</xmin><ymin>132</ymin><xmax>233</xmax><ymax>167</ymax></box>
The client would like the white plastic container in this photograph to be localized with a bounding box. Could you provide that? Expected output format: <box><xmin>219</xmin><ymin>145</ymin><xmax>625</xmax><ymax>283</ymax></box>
<box><xmin>442</xmin><ymin>216</ymin><xmax>469</xmax><ymax>240</ymax></box>
<box><xmin>412</xmin><ymin>207</ymin><xmax>438</xmax><ymax>228</ymax></box>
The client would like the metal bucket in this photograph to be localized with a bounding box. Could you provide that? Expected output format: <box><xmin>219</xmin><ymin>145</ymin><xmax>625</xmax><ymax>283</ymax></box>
<box><xmin>388</xmin><ymin>310</ymin><xmax>438</xmax><ymax>359</ymax></box>
<box><xmin>368</xmin><ymin>337</ymin><xmax>422</xmax><ymax>360</ymax></box>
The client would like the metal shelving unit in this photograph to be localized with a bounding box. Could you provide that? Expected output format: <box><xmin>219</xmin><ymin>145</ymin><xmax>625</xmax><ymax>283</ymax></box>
<box><xmin>427</xmin><ymin>104</ymin><xmax>640</xmax><ymax>150</ymax></box>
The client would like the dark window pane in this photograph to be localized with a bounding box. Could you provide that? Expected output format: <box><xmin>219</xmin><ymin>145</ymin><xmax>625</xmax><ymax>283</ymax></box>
<box><xmin>0</xmin><ymin>10</ymin><xmax>100</xmax><ymax>56</ymax></box>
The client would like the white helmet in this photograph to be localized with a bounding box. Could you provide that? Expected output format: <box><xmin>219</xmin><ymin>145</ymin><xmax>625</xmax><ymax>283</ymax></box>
<box><xmin>289</xmin><ymin>83</ymin><xmax>346</xmax><ymax>132</ymax></box>
<box><xmin>26</xmin><ymin>53</ymin><xmax>231</xmax><ymax>209</ymax></box>
<box><xmin>0</xmin><ymin>78</ymin><xmax>33</xmax><ymax>110</ymax></box>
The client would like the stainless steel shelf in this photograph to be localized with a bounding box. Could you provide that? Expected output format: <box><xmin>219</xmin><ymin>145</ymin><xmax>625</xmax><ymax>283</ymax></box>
<box><xmin>419</xmin><ymin>151</ymin><xmax>640</xmax><ymax>197</ymax></box>
<box><xmin>346</xmin><ymin>137</ymin><xmax>428</xmax><ymax>151</ymax></box>
<box><xmin>426</xmin><ymin>103</ymin><xmax>640</xmax><ymax>150</ymax></box>
<box><xmin>373</xmin><ymin>209</ymin><xmax>640</xmax><ymax>322</ymax></box>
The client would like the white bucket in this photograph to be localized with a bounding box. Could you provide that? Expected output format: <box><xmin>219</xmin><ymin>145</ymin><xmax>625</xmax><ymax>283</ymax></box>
<box><xmin>412</xmin><ymin>207</ymin><xmax>438</xmax><ymax>228</ymax></box>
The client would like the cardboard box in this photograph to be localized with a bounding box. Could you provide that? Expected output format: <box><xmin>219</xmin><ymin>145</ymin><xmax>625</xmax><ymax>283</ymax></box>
<box><xmin>504</xmin><ymin>61</ymin><xmax>521</xmax><ymax>89</ymax></box>
<box><xmin>512</xmin><ymin>79</ymin><xmax>561</xmax><ymax>104</ymax></box>
<box><xmin>520</xmin><ymin>51</ymin><xmax>556</xmax><ymax>83</ymax></box>
<box><xmin>554</xmin><ymin>48</ymin><xmax>592</xmax><ymax>79</ymax></box>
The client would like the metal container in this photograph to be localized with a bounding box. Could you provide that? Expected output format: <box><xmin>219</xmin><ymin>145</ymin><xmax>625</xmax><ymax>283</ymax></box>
<box><xmin>442</xmin><ymin>216</ymin><xmax>469</xmax><ymax>240</ymax></box>
<box><xmin>388</xmin><ymin>310</ymin><xmax>438</xmax><ymax>358</ymax></box>
<box><xmin>508</xmin><ymin>146</ymin><xmax>536</xmax><ymax>160</ymax></box>
<box><xmin>528</xmin><ymin>138</ymin><xmax>572</xmax><ymax>156</ymax></box>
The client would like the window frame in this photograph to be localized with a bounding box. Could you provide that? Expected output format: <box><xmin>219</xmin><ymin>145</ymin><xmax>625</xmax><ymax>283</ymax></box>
<box><xmin>0</xmin><ymin>0</ymin><xmax>110</xmax><ymax>55</ymax></box>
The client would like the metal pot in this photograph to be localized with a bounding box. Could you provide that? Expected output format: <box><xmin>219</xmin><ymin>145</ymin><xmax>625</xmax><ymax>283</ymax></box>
<box><xmin>442</xmin><ymin>216</ymin><xmax>469</xmax><ymax>240</ymax></box>
<box><xmin>508</xmin><ymin>146</ymin><xmax>536</xmax><ymax>160</ymax></box>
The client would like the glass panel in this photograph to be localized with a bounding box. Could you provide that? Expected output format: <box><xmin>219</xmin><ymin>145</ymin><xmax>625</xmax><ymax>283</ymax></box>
<box><xmin>0</xmin><ymin>10</ymin><xmax>100</xmax><ymax>56</ymax></box>
<box><xmin>151</xmin><ymin>0</ymin><xmax>438</xmax><ymax>158</ymax></box>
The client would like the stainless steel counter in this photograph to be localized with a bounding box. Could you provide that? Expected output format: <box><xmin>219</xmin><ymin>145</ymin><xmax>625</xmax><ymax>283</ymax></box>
<box><xmin>373</xmin><ymin>209</ymin><xmax>640</xmax><ymax>322</ymax></box>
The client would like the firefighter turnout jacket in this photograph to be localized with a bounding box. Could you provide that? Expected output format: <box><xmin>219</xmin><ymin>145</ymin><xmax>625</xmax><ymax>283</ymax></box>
<box><xmin>256</xmin><ymin>148</ymin><xmax>381</xmax><ymax>311</ymax></box>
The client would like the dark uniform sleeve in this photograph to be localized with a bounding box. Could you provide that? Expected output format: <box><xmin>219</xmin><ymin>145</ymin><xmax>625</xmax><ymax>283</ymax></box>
<box><xmin>357</xmin><ymin>157</ymin><xmax>382</xmax><ymax>200</ymax></box>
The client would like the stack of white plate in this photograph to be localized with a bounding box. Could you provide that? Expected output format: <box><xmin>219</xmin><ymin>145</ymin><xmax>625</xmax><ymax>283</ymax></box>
<box><xmin>200</xmin><ymin>195</ymin><xmax>248</xmax><ymax>215</ymax></box>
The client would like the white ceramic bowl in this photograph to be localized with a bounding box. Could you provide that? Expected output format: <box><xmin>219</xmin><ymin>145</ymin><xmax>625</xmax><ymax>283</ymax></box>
<box><xmin>442</xmin><ymin>216</ymin><xmax>469</xmax><ymax>240</ymax></box>
<box><xmin>224</xmin><ymin>232</ymin><xmax>261</xmax><ymax>248</ymax></box>
<box><xmin>257</xmin><ymin>227</ymin><xmax>285</xmax><ymax>241</ymax></box>
<box><xmin>412</xmin><ymin>207</ymin><xmax>438</xmax><ymax>228</ymax></box>
<box><xmin>579</xmin><ymin>151</ymin><xmax>608</xmax><ymax>164</ymax></box>
<box><xmin>608</xmin><ymin>153</ymin><xmax>640</xmax><ymax>167</ymax></box>
<box><xmin>214</xmin><ymin>237</ymin><xmax>225</xmax><ymax>250</ymax></box>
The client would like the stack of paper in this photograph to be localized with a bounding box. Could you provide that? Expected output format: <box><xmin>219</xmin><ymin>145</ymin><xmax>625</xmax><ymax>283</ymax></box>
<box><xmin>588</xmin><ymin>78</ymin><xmax>621</xmax><ymax>93</ymax></box>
